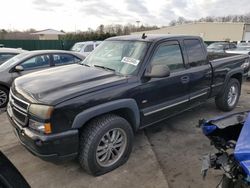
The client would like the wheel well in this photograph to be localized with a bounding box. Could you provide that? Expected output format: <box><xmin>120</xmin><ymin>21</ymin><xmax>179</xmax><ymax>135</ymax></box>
<box><xmin>81</xmin><ymin>108</ymin><xmax>138</xmax><ymax>133</ymax></box>
<box><xmin>0</xmin><ymin>84</ymin><xmax>9</xmax><ymax>91</ymax></box>
<box><xmin>231</xmin><ymin>73</ymin><xmax>242</xmax><ymax>85</ymax></box>
<box><xmin>111</xmin><ymin>108</ymin><xmax>137</xmax><ymax>132</ymax></box>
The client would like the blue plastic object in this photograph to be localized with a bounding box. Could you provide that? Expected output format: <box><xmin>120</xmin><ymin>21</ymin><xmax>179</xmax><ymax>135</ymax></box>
<box><xmin>202</xmin><ymin>123</ymin><xmax>217</xmax><ymax>135</ymax></box>
<box><xmin>234</xmin><ymin>113</ymin><xmax>250</xmax><ymax>176</ymax></box>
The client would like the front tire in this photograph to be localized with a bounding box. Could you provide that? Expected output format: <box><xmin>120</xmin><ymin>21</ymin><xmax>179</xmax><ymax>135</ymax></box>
<box><xmin>78</xmin><ymin>114</ymin><xmax>134</xmax><ymax>176</ymax></box>
<box><xmin>215</xmin><ymin>78</ymin><xmax>240</xmax><ymax>111</ymax></box>
<box><xmin>0</xmin><ymin>86</ymin><xmax>9</xmax><ymax>108</ymax></box>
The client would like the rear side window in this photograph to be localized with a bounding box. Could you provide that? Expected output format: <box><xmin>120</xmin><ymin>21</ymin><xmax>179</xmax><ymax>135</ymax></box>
<box><xmin>224</xmin><ymin>44</ymin><xmax>230</xmax><ymax>50</ymax></box>
<box><xmin>84</xmin><ymin>45</ymin><xmax>94</xmax><ymax>52</ymax></box>
<box><xmin>53</xmin><ymin>54</ymin><xmax>81</xmax><ymax>65</ymax></box>
<box><xmin>151</xmin><ymin>43</ymin><xmax>184</xmax><ymax>72</ymax></box>
<box><xmin>229</xmin><ymin>43</ymin><xmax>236</xmax><ymax>49</ymax></box>
<box><xmin>184</xmin><ymin>39</ymin><xmax>206</xmax><ymax>67</ymax></box>
<box><xmin>0</xmin><ymin>53</ymin><xmax>16</xmax><ymax>64</ymax></box>
<box><xmin>21</xmin><ymin>55</ymin><xmax>50</xmax><ymax>70</ymax></box>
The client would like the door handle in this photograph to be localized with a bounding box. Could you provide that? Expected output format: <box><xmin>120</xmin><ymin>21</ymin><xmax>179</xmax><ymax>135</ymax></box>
<box><xmin>181</xmin><ymin>76</ymin><xmax>190</xmax><ymax>84</ymax></box>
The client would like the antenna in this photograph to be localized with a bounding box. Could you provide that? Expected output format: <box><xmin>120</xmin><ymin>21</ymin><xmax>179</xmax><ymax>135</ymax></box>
<box><xmin>142</xmin><ymin>33</ymin><xmax>147</xmax><ymax>39</ymax></box>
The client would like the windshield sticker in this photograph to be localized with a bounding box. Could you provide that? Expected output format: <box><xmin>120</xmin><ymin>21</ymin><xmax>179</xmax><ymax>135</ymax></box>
<box><xmin>121</xmin><ymin>57</ymin><xmax>140</xmax><ymax>66</ymax></box>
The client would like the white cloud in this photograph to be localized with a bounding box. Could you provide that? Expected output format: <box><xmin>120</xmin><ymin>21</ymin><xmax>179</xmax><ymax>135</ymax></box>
<box><xmin>0</xmin><ymin>0</ymin><xmax>249</xmax><ymax>32</ymax></box>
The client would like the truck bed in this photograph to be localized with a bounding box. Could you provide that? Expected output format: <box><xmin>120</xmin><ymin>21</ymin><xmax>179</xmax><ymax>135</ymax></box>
<box><xmin>208</xmin><ymin>52</ymin><xmax>238</xmax><ymax>61</ymax></box>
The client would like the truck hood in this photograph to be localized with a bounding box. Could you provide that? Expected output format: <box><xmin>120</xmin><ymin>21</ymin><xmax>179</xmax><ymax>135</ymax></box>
<box><xmin>14</xmin><ymin>64</ymin><xmax>127</xmax><ymax>105</ymax></box>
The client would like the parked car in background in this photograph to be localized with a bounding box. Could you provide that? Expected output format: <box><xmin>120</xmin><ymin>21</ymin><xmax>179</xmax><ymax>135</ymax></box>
<box><xmin>237</xmin><ymin>42</ymin><xmax>250</xmax><ymax>47</ymax></box>
<box><xmin>70</xmin><ymin>41</ymin><xmax>102</xmax><ymax>57</ymax></box>
<box><xmin>0</xmin><ymin>48</ymin><xmax>27</xmax><ymax>65</ymax></box>
<box><xmin>226</xmin><ymin>46</ymin><xmax>250</xmax><ymax>55</ymax></box>
<box><xmin>226</xmin><ymin>44</ymin><xmax>250</xmax><ymax>78</ymax></box>
<box><xmin>207</xmin><ymin>42</ymin><xmax>237</xmax><ymax>53</ymax></box>
<box><xmin>0</xmin><ymin>50</ymin><xmax>85</xmax><ymax>108</ymax></box>
<box><xmin>7</xmin><ymin>35</ymin><xmax>250</xmax><ymax>176</ymax></box>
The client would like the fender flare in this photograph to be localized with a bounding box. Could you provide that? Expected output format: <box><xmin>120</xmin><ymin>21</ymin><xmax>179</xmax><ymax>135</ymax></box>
<box><xmin>220</xmin><ymin>68</ymin><xmax>243</xmax><ymax>95</ymax></box>
<box><xmin>71</xmin><ymin>99</ymin><xmax>140</xmax><ymax>130</ymax></box>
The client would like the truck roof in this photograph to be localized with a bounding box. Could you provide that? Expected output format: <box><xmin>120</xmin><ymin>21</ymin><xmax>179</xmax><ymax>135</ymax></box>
<box><xmin>106</xmin><ymin>34</ymin><xmax>201</xmax><ymax>42</ymax></box>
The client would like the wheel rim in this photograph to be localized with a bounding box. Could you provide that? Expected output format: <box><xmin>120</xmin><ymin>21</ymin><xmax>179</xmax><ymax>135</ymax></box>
<box><xmin>96</xmin><ymin>128</ymin><xmax>127</xmax><ymax>167</ymax></box>
<box><xmin>227</xmin><ymin>84</ymin><xmax>238</xmax><ymax>107</ymax></box>
<box><xmin>0</xmin><ymin>90</ymin><xmax>7</xmax><ymax>107</ymax></box>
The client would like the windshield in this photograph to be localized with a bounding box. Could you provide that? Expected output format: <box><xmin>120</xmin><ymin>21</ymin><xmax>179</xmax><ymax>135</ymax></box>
<box><xmin>0</xmin><ymin>53</ymin><xmax>28</xmax><ymax>69</ymax></box>
<box><xmin>207</xmin><ymin>43</ymin><xmax>226</xmax><ymax>49</ymax></box>
<box><xmin>71</xmin><ymin>43</ymin><xmax>85</xmax><ymax>52</ymax></box>
<box><xmin>82</xmin><ymin>40</ymin><xmax>148</xmax><ymax>75</ymax></box>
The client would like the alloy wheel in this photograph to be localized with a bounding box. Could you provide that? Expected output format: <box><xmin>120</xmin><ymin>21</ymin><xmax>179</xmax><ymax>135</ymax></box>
<box><xmin>227</xmin><ymin>84</ymin><xmax>238</xmax><ymax>107</ymax></box>
<box><xmin>96</xmin><ymin>128</ymin><xmax>127</xmax><ymax>167</ymax></box>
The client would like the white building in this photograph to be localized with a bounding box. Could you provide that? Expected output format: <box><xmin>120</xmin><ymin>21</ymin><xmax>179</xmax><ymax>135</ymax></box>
<box><xmin>31</xmin><ymin>29</ymin><xmax>65</xmax><ymax>40</ymax></box>
<box><xmin>132</xmin><ymin>22</ymin><xmax>250</xmax><ymax>42</ymax></box>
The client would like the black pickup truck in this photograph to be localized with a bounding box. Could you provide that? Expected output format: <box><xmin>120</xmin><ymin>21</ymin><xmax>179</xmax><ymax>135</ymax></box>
<box><xmin>6</xmin><ymin>35</ymin><xmax>250</xmax><ymax>176</ymax></box>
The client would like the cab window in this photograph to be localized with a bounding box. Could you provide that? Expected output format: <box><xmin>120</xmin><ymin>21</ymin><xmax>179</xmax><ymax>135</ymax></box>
<box><xmin>184</xmin><ymin>39</ymin><xmax>206</xmax><ymax>67</ymax></box>
<box><xmin>151</xmin><ymin>43</ymin><xmax>184</xmax><ymax>72</ymax></box>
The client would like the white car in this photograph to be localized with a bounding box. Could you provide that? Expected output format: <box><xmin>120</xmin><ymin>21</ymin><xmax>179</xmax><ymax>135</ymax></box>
<box><xmin>226</xmin><ymin>45</ymin><xmax>250</xmax><ymax>77</ymax></box>
<box><xmin>70</xmin><ymin>41</ymin><xmax>102</xmax><ymax>57</ymax></box>
<box><xmin>226</xmin><ymin>46</ymin><xmax>250</xmax><ymax>55</ymax></box>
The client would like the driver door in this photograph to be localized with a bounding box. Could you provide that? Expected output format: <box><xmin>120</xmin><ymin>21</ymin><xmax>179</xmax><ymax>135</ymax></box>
<box><xmin>139</xmin><ymin>41</ymin><xmax>191</xmax><ymax>126</ymax></box>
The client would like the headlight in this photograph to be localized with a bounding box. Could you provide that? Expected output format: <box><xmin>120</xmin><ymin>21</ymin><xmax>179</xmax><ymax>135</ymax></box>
<box><xmin>29</xmin><ymin>104</ymin><xmax>54</xmax><ymax>119</ymax></box>
<box><xmin>29</xmin><ymin>119</ymin><xmax>52</xmax><ymax>134</ymax></box>
<box><xmin>241</xmin><ymin>58</ymin><xmax>250</xmax><ymax>69</ymax></box>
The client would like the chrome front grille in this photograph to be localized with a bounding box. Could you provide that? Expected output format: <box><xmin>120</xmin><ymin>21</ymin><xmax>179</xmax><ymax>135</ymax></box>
<box><xmin>8</xmin><ymin>90</ymin><xmax>30</xmax><ymax>126</ymax></box>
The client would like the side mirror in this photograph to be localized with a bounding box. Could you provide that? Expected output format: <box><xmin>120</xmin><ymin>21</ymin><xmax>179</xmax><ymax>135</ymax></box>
<box><xmin>15</xmin><ymin>65</ymin><xmax>24</xmax><ymax>72</ymax></box>
<box><xmin>145</xmin><ymin>65</ymin><xmax>170</xmax><ymax>78</ymax></box>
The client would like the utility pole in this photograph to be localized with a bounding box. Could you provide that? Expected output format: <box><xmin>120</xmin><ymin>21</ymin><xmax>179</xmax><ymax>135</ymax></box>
<box><xmin>136</xmin><ymin>21</ymin><xmax>140</xmax><ymax>31</ymax></box>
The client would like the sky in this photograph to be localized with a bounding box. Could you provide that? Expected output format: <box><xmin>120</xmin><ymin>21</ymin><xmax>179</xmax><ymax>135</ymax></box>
<box><xmin>1</xmin><ymin>0</ymin><xmax>250</xmax><ymax>32</ymax></box>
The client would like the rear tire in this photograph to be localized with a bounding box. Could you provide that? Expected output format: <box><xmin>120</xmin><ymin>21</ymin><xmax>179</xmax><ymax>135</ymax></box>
<box><xmin>0</xmin><ymin>86</ymin><xmax>9</xmax><ymax>108</ymax></box>
<box><xmin>215</xmin><ymin>78</ymin><xmax>240</xmax><ymax>111</ymax></box>
<box><xmin>78</xmin><ymin>114</ymin><xmax>134</xmax><ymax>176</ymax></box>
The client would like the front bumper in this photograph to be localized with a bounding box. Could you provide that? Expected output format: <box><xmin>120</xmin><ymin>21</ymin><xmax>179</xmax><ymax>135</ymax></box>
<box><xmin>7</xmin><ymin>114</ymin><xmax>79</xmax><ymax>162</ymax></box>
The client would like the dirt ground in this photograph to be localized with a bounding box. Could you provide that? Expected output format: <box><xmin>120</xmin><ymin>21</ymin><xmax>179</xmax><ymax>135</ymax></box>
<box><xmin>145</xmin><ymin>81</ymin><xmax>250</xmax><ymax>188</ymax></box>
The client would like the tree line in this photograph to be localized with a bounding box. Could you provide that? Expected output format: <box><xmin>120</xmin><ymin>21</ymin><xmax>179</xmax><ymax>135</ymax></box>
<box><xmin>2</xmin><ymin>12</ymin><xmax>250</xmax><ymax>40</ymax></box>
<box><xmin>169</xmin><ymin>12</ymin><xmax>250</xmax><ymax>26</ymax></box>
<box><xmin>0</xmin><ymin>24</ymin><xmax>158</xmax><ymax>40</ymax></box>
<box><xmin>60</xmin><ymin>24</ymin><xmax>159</xmax><ymax>41</ymax></box>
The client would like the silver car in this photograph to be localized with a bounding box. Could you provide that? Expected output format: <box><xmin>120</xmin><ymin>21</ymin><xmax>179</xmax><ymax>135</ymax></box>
<box><xmin>0</xmin><ymin>48</ymin><xmax>27</xmax><ymax>65</ymax></box>
<box><xmin>71</xmin><ymin>41</ymin><xmax>102</xmax><ymax>57</ymax></box>
<box><xmin>0</xmin><ymin>50</ymin><xmax>85</xmax><ymax>108</ymax></box>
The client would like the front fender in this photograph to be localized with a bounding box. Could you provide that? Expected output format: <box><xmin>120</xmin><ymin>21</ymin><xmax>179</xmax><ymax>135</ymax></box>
<box><xmin>71</xmin><ymin>99</ymin><xmax>140</xmax><ymax>130</ymax></box>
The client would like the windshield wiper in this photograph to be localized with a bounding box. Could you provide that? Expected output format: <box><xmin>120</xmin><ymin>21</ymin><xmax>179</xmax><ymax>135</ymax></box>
<box><xmin>80</xmin><ymin>62</ymin><xmax>90</xmax><ymax>67</ymax></box>
<box><xmin>93</xmin><ymin>65</ymin><xmax>116</xmax><ymax>72</ymax></box>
